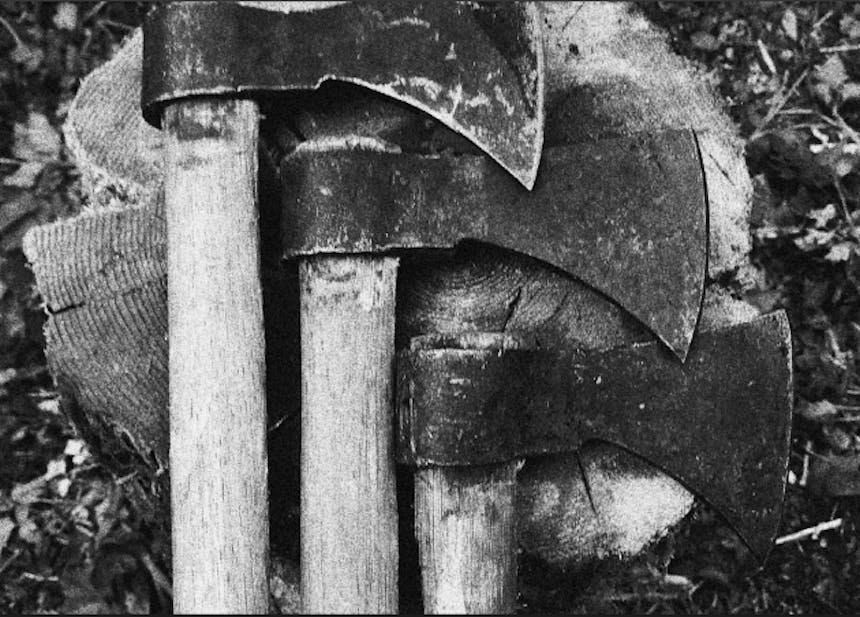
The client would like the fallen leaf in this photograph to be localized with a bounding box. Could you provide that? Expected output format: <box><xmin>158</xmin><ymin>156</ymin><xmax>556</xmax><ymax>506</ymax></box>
<box><xmin>53</xmin><ymin>477</ymin><xmax>71</xmax><ymax>499</ymax></box>
<box><xmin>662</xmin><ymin>573</ymin><xmax>694</xmax><ymax>589</ymax></box>
<box><xmin>64</xmin><ymin>439</ymin><xmax>91</xmax><ymax>466</ymax></box>
<box><xmin>45</xmin><ymin>458</ymin><xmax>67</xmax><ymax>479</ymax></box>
<box><xmin>11</xmin><ymin>477</ymin><xmax>45</xmax><ymax>506</ymax></box>
<box><xmin>825</xmin><ymin>242</ymin><xmax>855</xmax><ymax>263</ymax></box>
<box><xmin>822</xmin><ymin>424</ymin><xmax>855</xmax><ymax>452</ymax></box>
<box><xmin>16</xmin><ymin>517</ymin><xmax>41</xmax><ymax>545</ymax></box>
<box><xmin>816</xmin><ymin>55</ymin><xmax>849</xmax><ymax>89</ymax></box>
<box><xmin>794</xmin><ymin>228</ymin><xmax>835</xmax><ymax>251</ymax></box>
<box><xmin>691</xmin><ymin>31</ymin><xmax>720</xmax><ymax>52</ymax></box>
<box><xmin>835</xmin><ymin>156</ymin><xmax>857</xmax><ymax>177</ymax></box>
<box><xmin>842</xmin><ymin>82</ymin><xmax>860</xmax><ymax>100</ymax></box>
<box><xmin>782</xmin><ymin>9</ymin><xmax>798</xmax><ymax>41</ymax></box>
<box><xmin>2</xmin><ymin>161</ymin><xmax>45</xmax><ymax>188</ymax></box>
<box><xmin>0</xmin><ymin>193</ymin><xmax>42</xmax><ymax>237</ymax></box>
<box><xmin>13</xmin><ymin>112</ymin><xmax>62</xmax><ymax>162</ymax></box>
<box><xmin>808</xmin><ymin>203</ymin><xmax>837</xmax><ymax>228</ymax></box>
<box><xmin>10</xmin><ymin>44</ymin><xmax>43</xmax><ymax>73</ymax></box>
<box><xmin>813</xmin><ymin>82</ymin><xmax>835</xmax><ymax>106</ymax></box>
<box><xmin>814</xmin><ymin>144</ymin><xmax>860</xmax><ymax>177</ymax></box>
<box><xmin>13</xmin><ymin>504</ymin><xmax>28</xmax><ymax>525</ymax></box>
<box><xmin>0</xmin><ymin>517</ymin><xmax>15</xmax><ymax>550</ymax></box>
<box><xmin>813</xmin><ymin>55</ymin><xmax>849</xmax><ymax>105</ymax></box>
<box><xmin>36</xmin><ymin>396</ymin><xmax>61</xmax><ymax>415</ymax></box>
<box><xmin>840</xmin><ymin>14</ymin><xmax>860</xmax><ymax>39</ymax></box>
<box><xmin>747</xmin><ymin>61</ymin><xmax>780</xmax><ymax>95</ymax></box>
<box><xmin>0</xmin><ymin>368</ymin><xmax>17</xmax><ymax>385</ymax></box>
<box><xmin>796</xmin><ymin>398</ymin><xmax>840</xmax><ymax>422</ymax></box>
<box><xmin>52</xmin><ymin>3</ymin><xmax>78</xmax><ymax>31</ymax></box>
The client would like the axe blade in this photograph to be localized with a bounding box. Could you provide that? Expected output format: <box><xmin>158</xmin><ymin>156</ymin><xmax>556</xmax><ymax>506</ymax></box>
<box><xmin>281</xmin><ymin>130</ymin><xmax>707</xmax><ymax>360</ymax></box>
<box><xmin>396</xmin><ymin>312</ymin><xmax>794</xmax><ymax>560</ymax></box>
<box><xmin>141</xmin><ymin>0</ymin><xmax>544</xmax><ymax>189</ymax></box>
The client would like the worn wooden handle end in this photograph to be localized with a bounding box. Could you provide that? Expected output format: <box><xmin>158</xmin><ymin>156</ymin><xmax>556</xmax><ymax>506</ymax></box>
<box><xmin>164</xmin><ymin>98</ymin><xmax>270</xmax><ymax>614</ymax></box>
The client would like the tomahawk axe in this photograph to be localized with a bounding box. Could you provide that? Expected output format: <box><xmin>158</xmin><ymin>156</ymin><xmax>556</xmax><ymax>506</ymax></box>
<box><xmin>140</xmin><ymin>1</ymin><xmax>792</xmax><ymax>614</ymax></box>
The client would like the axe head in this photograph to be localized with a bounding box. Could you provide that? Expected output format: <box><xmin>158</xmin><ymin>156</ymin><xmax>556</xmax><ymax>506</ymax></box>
<box><xmin>397</xmin><ymin>312</ymin><xmax>794</xmax><ymax>561</ymax></box>
<box><xmin>141</xmin><ymin>1</ymin><xmax>545</xmax><ymax>189</ymax></box>
<box><xmin>278</xmin><ymin>131</ymin><xmax>707</xmax><ymax>360</ymax></box>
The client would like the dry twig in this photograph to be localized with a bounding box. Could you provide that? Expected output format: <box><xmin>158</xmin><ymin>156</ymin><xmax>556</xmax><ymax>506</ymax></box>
<box><xmin>751</xmin><ymin>69</ymin><xmax>809</xmax><ymax>140</ymax></box>
<box><xmin>775</xmin><ymin>518</ymin><xmax>843</xmax><ymax>545</ymax></box>
<box><xmin>0</xmin><ymin>14</ymin><xmax>24</xmax><ymax>47</ymax></box>
<box><xmin>820</xmin><ymin>44</ymin><xmax>860</xmax><ymax>54</ymax></box>
<box><xmin>812</xmin><ymin>10</ymin><xmax>835</xmax><ymax>31</ymax></box>
<box><xmin>757</xmin><ymin>39</ymin><xmax>777</xmax><ymax>75</ymax></box>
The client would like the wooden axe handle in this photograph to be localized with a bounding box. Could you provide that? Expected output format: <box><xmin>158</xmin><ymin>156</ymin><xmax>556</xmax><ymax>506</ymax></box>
<box><xmin>415</xmin><ymin>463</ymin><xmax>519</xmax><ymax>614</ymax></box>
<box><xmin>412</xmin><ymin>333</ymin><xmax>522</xmax><ymax>614</ymax></box>
<box><xmin>164</xmin><ymin>98</ymin><xmax>269</xmax><ymax>614</ymax></box>
<box><xmin>299</xmin><ymin>255</ymin><xmax>400</xmax><ymax>613</ymax></box>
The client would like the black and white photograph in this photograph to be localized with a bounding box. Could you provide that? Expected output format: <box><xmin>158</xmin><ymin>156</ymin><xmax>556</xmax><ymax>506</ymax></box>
<box><xmin>0</xmin><ymin>1</ymin><xmax>857</xmax><ymax>614</ymax></box>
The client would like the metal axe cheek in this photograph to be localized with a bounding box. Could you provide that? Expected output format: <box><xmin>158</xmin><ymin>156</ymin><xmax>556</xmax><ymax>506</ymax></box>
<box><xmin>141</xmin><ymin>2</ymin><xmax>543</xmax><ymax>613</ymax></box>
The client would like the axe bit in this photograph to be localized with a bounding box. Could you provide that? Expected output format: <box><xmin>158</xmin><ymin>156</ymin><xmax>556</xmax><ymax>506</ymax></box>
<box><xmin>142</xmin><ymin>2</ymin><xmax>544</xmax><ymax>613</ymax></box>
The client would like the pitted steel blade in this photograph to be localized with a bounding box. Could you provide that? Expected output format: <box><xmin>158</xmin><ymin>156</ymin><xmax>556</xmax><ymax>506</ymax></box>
<box><xmin>279</xmin><ymin>131</ymin><xmax>707</xmax><ymax>360</ymax></box>
<box><xmin>395</xmin><ymin>312</ymin><xmax>793</xmax><ymax>561</ymax></box>
<box><xmin>141</xmin><ymin>1</ymin><xmax>544</xmax><ymax>189</ymax></box>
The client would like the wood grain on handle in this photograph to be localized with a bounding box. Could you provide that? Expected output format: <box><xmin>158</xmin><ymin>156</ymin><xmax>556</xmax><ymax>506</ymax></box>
<box><xmin>300</xmin><ymin>255</ymin><xmax>400</xmax><ymax>614</ymax></box>
<box><xmin>164</xmin><ymin>98</ymin><xmax>270</xmax><ymax>614</ymax></box>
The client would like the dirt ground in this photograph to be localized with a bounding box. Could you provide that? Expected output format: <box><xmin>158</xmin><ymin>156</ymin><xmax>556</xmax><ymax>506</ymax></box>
<box><xmin>1</xmin><ymin>2</ymin><xmax>860</xmax><ymax>614</ymax></box>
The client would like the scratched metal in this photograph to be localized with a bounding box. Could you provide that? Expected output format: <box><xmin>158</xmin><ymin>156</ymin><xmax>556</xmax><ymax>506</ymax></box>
<box><xmin>279</xmin><ymin>130</ymin><xmax>707</xmax><ymax>360</ymax></box>
<box><xmin>141</xmin><ymin>1</ymin><xmax>544</xmax><ymax>189</ymax></box>
<box><xmin>395</xmin><ymin>311</ymin><xmax>794</xmax><ymax>562</ymax></box>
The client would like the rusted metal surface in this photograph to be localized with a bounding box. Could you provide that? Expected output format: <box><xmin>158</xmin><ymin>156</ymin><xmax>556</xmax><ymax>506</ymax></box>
<box><xmin>280</xmin><ymin>130</ymin><xmax>707</xmax><ymax>360</ymax></box>
<box><xmin>141</xmin><ymin>1</ymin><xmax>544</xmax><ymax>189</ymax></box>
<box><xmin>396</xmin><ymin>311</ymin><xmax>794</xmax><ymax>560</ymax></box>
